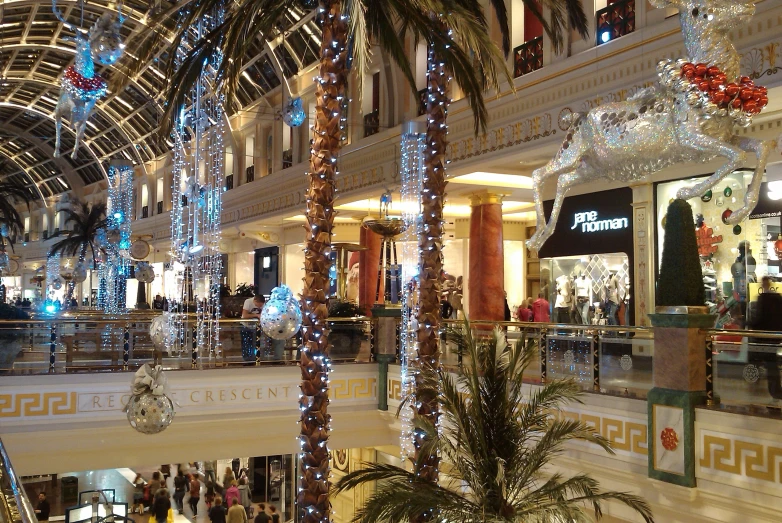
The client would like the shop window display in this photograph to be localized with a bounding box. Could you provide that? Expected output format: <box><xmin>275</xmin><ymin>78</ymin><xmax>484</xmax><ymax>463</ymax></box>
<box><xmin>656</xmin><ymin>170</ymin><xmax>782</xmax><ymax>330</ymax></box>
<box><xmin>540</xmin><ymin>254</ymin><xmax>631</xmax><ymax>327</ymax></box>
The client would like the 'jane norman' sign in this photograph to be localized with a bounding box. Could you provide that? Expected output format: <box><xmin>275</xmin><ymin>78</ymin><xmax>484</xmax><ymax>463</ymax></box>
<box><xmin>571</xmin><ymin>211</ymin><xmax>629</xmax><ymax>233</ymax></box>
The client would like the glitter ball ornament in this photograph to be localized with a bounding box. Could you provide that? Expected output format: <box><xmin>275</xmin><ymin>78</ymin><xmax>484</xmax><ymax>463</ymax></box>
<box><xmin>260</xmin><ymin>284</ymin><xmax>302</xmax><ymax>340</ymax></box>
<box><xmin>724</xmin><ymin>186</ymin><xmax>733</xmax><ymax>197</ymax></box>
<box><xmin>722</xmin><ymin>209</ymin><xmax>733</xmax><ymax>224</ymax></box>
<box><xmin>126</xmin><ymin>393</ymin><xmax>175</xmax><ymax>435</ymax></box>
<box><xmin>733</xmin><ymin>224</ymin><xmax>742</xmax><ymax>235</ymax></box>
<box><xmin>72</xmin><ymin>262</ymin><xmax>88</xmax><ymax>284</ymax></box>
<box><xmin>135</xmin><ymin>262</ymin><xmax>155</xmax><ymax>283</ymax></box>
<box><xmin>125</xmin><ymin>364</ymin><xmax>175</xmax><ymax>434</ymax></box>
<box><xmin>282</xmin><ymin>97</ymin><xmax>306</xmax><ymax>127</ymax></box>
<box><xmin>50</xmin><ymin>276</ymin><xmax>63</xmax><ymax>290</ymax></box>
<box><xmin>701</xmin><ymin>190</ymin><xmax>712</xmax><ymax>202</ymax></box>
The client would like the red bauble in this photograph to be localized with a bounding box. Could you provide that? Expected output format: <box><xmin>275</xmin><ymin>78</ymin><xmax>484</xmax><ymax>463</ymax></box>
<box><xmin>699</xmin><ymin>80</ymin><xmax>711</xmax><ymax>92</ymax></box>
<box><xmin>707</xmin><ymin>66</ymin><xmax>721</xmax><ymax>77</ymax></box>
<box><xmin>740</xmin><ymin>88</ymin><xmax>754</xmax><ymax>101</ymax></box>
<box><xmin>774</xmin><ymin>234</ymin><xmax>782</xmax><ymax>259</ymax></box>
<box><xmin>725</xmin><ymin>84</ymin><xmax>740</xmax><ymax>97</ymax></box>
<box><xmin>740</xmin><ymin>75</ymin><xmax>752</xmax><ymax>85</ymax></box>
<box><xmin>731</xmin><ymin>98</ymin><xmax>743</xmax><ymax>109</ymax></box>
<box><xmin>711</xmin><ymin>92</ymin><xmax>726</xmax><ymax>104</ymax></box>
<box><xmin>695</xmin><ymin>63</ymin><xmax>708</xmax><ymax>76</ymax></box>
<box><xmin>743</xmin><ymin>100</ymin><xmax>757</xmax><ymax>112</ymax></box>
<box><xmin>721</xmin><ymin>209</ymin><xmax>733</xmax><ymax>224</ymax></box>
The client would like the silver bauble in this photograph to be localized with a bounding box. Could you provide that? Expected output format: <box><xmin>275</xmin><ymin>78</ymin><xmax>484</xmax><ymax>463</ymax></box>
<box><xmin>135</xmin><ymin>262</ymin><xmax>155</xmax><ymax>283</ymax></box>
<box><xmin>260</xmin><ymin>285</ymin><xmax>302</xmax><ymax>340</ymax></box>
<box><xmin>50</xmin><ymin>276</ymin><xmax>63</xmax><ymax>290</ymax></box>
<box><xmin>126</xmin><ymin>392</ymin><xmax>175</xmax><ymax>435</ymax></box>
<box><xmin>282</xmin><ymin>97</ymin><xmax>306</xmax><ymax>127</ymax></box>
<box><xmin>72</xmin><ymin>261</ymin><xmax>88</xmax><ymax>283</ymax></box>
<box><xmin>149</xmin><ymin>313</ymin><xmax>176</xmax><ymax>352</ymax></box>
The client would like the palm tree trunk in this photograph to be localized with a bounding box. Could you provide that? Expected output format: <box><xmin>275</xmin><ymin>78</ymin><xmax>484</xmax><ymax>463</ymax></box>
<box><xmin>298</xmin><ymin>2</ymin><xmax>347</xmax><ymax>522</ymax></box>
<box><xmin>414</xmin><ymin>40</ymin><xmax>448</xmax><ymax>492</ymax></box>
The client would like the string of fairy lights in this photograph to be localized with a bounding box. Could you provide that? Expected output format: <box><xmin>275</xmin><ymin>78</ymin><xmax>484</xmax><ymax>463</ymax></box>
<box><xmin>101</xmin><ymin>161</ymin><xmax>134</xmax><ymax>315</ymax></box>
<box><xmin>168</xmin><ymin>6</ymin><xmax>226</xmax><ymax>362</ymax></box>
<box><xmin>399</xmin><ymin>122</ymin><xmax>425</xmax><ymax>463</ymax></box>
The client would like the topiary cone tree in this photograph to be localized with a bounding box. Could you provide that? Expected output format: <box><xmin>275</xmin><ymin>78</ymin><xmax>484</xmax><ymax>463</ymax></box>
<box><xmin>657</xmin><ymin>199</ymin><xmax>705</xmax><ymax>307</ymax></box>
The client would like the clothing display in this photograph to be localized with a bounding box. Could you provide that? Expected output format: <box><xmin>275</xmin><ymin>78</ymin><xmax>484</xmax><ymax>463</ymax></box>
<box><xmin>575</xmin><ymin>276</ymin><xmax>592</xmax><ymax>325</ymax></box>
<box><xmin>554</xmin><ymin>275</ymin><xmax>573</xmax><ymax>309</ymax></box>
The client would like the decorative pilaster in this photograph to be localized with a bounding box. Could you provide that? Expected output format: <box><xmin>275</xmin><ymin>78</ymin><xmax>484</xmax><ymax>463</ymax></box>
<box><xmin>631</xmin><ymin>183</ymin><xmax>655</xmax><ymax>326</ymax></box>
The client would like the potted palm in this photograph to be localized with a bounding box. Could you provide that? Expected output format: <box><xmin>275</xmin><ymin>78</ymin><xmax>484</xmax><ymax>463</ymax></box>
<box><xmin>334</xmin><ymin>322</ymin><xmax>654</xmax><ymax>522</ymax></box>
<box><xmin>648</xmin><ymin>199</ymin><xmax>715</xmax><ymax>487</ymax></box>
<box><xmin>49</xmin><ymin>201</ymin><xmax>107</xmax><ymax>305</ymax></box>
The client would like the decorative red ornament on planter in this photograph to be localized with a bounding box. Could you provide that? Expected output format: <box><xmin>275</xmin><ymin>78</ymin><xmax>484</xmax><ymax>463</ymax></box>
<box><xmin>661</xmin><ymin>427</ymin><xmax>679</xmax><ymax>451</ymax></box>
<box><xmin>774</xmin><ymin>234</ymin><xmax>782</xmax><ymax>259</ymax></box>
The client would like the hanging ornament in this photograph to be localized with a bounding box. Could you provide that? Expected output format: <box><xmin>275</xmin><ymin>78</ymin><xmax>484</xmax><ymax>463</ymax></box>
<box><xmin>732</xmin><ymin>224</ymin><xmax>742</xmax><ymax>235</ymax></box>
<box><xmin>135</xmin><ymin>261</ymin><xmax>155</xmax><ymax>283</ymax></box>
<box><xmin>124</xmin><ymin>364</ymin><xmax>175</xmax><ymax>434</ymax></box>
<box><xmin>721</xmin><ymin>209</ymin><xmax>733</xmax><ymax>224</ymax></box>
<box><xmin>282</xmin><ymin>97</ymin><xmax>306</xmax><ymax>127</ymax></box>
<box><xmin>715</xmin><ymin>196</ymin><xmax>724</xmax><ymax>207</ymax></box>
<box><xmin>50</xmin><ymin>276</ymin><xmax>64</xmax><ymax>290</ymax></box>
<box><xmin>107</xmin><ymin>229</ymin><xmax>121</xmax><ymax>245</ymax></box>
<box><xmin>149</xmin><ymin>313</ymin><xmax>177</xmax><ymax>354</ymax></box>
<box><xmin>72</xmin><ymin>262</ymin><xmax>88</xmax><ymax>284</ymax></box>
<box><xmin>91</xmin><ymin>12</ymin><xmax>126</xmax><ymax>65</ymax></box>
<box><xmin>724</xmin><ymin>186</ymin><xmax>733</xmax><ymax>197</ymax></box>
<box><xmin>260</xmin><ymin>284</ymin><xmax>302</xmax><ymax>340</ymax></box>
<box><xmin>700</xmin><ymin>190</ymin><xmax>713</xmax><ymax>202</ymax></box>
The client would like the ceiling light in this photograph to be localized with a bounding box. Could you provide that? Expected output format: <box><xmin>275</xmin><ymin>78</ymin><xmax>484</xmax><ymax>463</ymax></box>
<box><xmin>449</xmin><ymin>172</ymin><xmax>533</xmax><ymax>189</ymax></box>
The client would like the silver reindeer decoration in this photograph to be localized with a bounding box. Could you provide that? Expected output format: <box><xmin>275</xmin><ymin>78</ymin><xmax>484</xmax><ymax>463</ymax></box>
<box><xmin>527</xmin><ymin>0</ymin><xmax>773</xmax><ymax>250</ymax></box>
<box><xmin>52</xmin><ymin>0</ymin><xmax>125</xmax><ymax>159</ymax></box>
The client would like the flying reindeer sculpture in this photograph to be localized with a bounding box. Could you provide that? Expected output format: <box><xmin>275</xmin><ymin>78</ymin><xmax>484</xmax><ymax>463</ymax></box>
<box><xmin>526</xmin><ymin>0</ymin><xmax>773</xmax><ymax>251</ymax></box>
<box><xmin>52</xmin><ymin>0</ymin><xmax>126</xmax><ymax>159</ymax></box>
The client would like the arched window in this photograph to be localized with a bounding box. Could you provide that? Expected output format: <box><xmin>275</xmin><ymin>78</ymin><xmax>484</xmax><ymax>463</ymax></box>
<box><xmin>141</xmin><ymin>184</ymin><xmax>149</xmax><ymax>218</ymax></box>
<box><xmin>156</xmin><ymin>177</ymin><xmax>164</xmax><ymax>214</ymax></box>
<box><xmin>266</xmin><ymin>133</ymin><xmax>273</xmax><ymax>176</ymax></box>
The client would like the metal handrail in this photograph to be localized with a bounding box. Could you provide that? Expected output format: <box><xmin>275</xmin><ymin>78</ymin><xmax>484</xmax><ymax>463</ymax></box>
<box><xmin>0</xmin><ymin>438</ymin><xmax>38</xmax><ymax>523</ymax></box>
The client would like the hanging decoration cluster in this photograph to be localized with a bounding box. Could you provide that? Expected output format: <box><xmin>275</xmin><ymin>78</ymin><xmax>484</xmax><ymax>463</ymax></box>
<box><xmin>398</xmin><ymin>123</ymin><xmax>426</xmax><ymax>463</ymax></box>
<box><xmin>168</xmin><ymin>3</ymin><xmax>226</xmax><ymax>361</ymax></box>
<box><xmin>98</xmin><ymin>160</ymin><xmax>134</xmax><ymax>315</ymax></box>
<box><xmin>52</xmin><ymin>0</ymin><xmax>125</xmax><ymax>159</ymax></box>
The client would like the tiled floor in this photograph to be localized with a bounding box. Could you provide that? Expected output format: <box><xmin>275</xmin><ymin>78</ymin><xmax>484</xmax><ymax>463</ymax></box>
<box><xmin>23</xmin><ymin>466</ymin><xmax>284</xmax><ymax>523</ymax></box>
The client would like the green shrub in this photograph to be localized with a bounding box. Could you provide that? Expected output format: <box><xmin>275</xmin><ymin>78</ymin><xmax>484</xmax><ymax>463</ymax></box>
<box><xmin>657</xmin><ymin>199</ymin><xmax>705</xmax><ymax>306</ymax></box>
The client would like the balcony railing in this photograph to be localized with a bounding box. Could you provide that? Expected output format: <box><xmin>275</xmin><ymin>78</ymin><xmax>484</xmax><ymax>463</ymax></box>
<box><xmin>282</xmin><ymin>149</ymin><xmax>293</xmax><ymax>169</ymax></box>
<box><xmin>246</xmin><ymin>164</ymin><xmax>255</xmax><ymax>183</ymax></box>
<box><xmin>363</xmin><ymin>109</ymin><xmax>379</xmax><ymax>137</ymax></box>
<box><xmin>596</xmin><ymin>0</ymin><xmax>635</xmax><ymax>46</ymax></box>
<box><xmin>513</xmin><ymin>36</ymin><xmax>543</xmax><ymax>78</ymax></box>
<box><xmin>417</xmin><ymin>88</ymin><xmax>427</xmax><ymax>116</ymax></box>
<box><xmin>141</xmin><ymin>205</ymin><xmax>149</xmax><ymax>218</ymax></box>
<box><xmin>0</xmin><ymin>313</ymin><xmax>376</xmax><ymax>374</ymax></box>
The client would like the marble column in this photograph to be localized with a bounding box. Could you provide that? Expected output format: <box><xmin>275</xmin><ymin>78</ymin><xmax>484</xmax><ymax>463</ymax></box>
<box><xmin>468</xmin><ymin>193</ymin><xmax>506</xmax><ymax>322</ymax></box>
<box><xmin>358</xmin><ymin>221</ymin><xmax>382</xmax><ymax>314</ymax></box>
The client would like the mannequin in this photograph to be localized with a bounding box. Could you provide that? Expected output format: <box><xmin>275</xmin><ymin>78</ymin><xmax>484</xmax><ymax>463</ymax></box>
<box><xmin>731</xmin><ymin>241</ymin><xmax>756</xmax><ymax>302</ymax></box>
<box><xmin>554</xmin><ymin>274</ymin><xmax>573</xmax><ymax>324</ymax></box>
<box><xmin>575</xmin><ymin>272</ymin><xmax>592</xmax><ymax>325</ymax></box>
<box><xmin>605</xmin><ymin>272</ymin><xmax>620</xmax><ymax>326</ymax></box>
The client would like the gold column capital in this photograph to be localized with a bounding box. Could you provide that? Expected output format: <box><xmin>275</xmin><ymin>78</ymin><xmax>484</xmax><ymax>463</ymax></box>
<box><xmin>469</xmin><ymin>192</ymin><xmax>505</xmax><ymax>206</ymax></box>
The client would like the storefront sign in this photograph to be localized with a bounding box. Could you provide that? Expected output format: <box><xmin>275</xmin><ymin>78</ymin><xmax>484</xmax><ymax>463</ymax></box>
<box><xmin>749</xmin><ymin>182</ymin><xmax>782</xmax><ymax>220</ymax></box>
<box><xmin>571</xmin><ymin>211</ymin><xmax>629</xmax><ymax>233</ymax></box>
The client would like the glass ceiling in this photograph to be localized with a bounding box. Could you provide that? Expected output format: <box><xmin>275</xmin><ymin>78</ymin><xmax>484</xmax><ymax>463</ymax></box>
<box><xmin>0</xmin><ymin>0</ymin><xmax>319</xmax><ymax>198</ymax></box>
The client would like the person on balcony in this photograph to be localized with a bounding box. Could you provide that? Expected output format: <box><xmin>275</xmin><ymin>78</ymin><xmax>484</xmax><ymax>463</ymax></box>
<box><xmin>749</xmin><ymin>276</ymin><xmax>782</xmax><ymax>401</ymax></box>
<box><xmin>34</xmin><ymin>492</ymin><xmax>49</xmax><ymax>522</ymax></box>
<box><xmin>532</xmin><ymin>293</ymin><xmax>550</xmax><ymax>323</ymax></box>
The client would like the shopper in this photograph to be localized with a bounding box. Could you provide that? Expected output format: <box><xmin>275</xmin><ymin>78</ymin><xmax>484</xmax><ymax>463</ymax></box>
<box><xmin>254</xmin><ymin>503</ymin><xmax>270</xmax><ymax>523</ymax></box>
<box><xmin>34</xmin><ymin>492</ymin><xmax>49</xmax><ymax>522</ymax></box>
<box><xmin>532</xmin><ymin>293</ymin><xmax>550</xmax><ymax>322</ymax></box>
<box><xmin>237</xmin><ymin>478</ymin><xmax>252</xmax><ymax>515</ymax></box>
<box><xmin>205</xmin><ymin>482</ymin><xmax>216</xmax><ymax>511</ymax></box>
<box><xmin>148</xmin><ymin>471</ymin><xmax>163</xmax><ymax>499</ymax></box>
<box><xmin>173</xmin><ymin>470</ymin><xmax>188</xmax><ymax>514</ymax></box>
<box><xmin>227</xmin><ymin>499</ymin><xmax>247</xmax><ymax>523</ymax></box>
<box><xmin>131</xmin><ymin>473</ymin><xmax>145</xmax><ymax>514</ymax></box>
<box><xmin>188</xmin><ymin>473</ymin><xmax>201</xmax><ymax>516</ymax></box>
<box><xmin>149</xmin><ymin>494</ymin><xmax>173</xmax><ymax>523</ymax></box>
<box><xmin>222</xmin><ymin>467</ymin><xmax>235</xmax><ymax>489</ymax></box>
<box><xmin>161</xmin><ymin>464</ymin><xmax>171</xmax><ymax>483</ymax></box>
<box><xmin>503</xmin><ymin>292</ymin><xmax>511</xmax><ymax>322</ymax></box>
<box><xmin>749</xmin><ymin>276</ymin><xmax>782</xmax><ymax>401</ymax></box>
<box><xmin>209</xmin><ymin>497</ymin><xmax>227</xmax><ymax>523</ymax></box>
<box><xmin>204</xmin><ymin>459</ymin><xmax>217</xmax><ymax>485</ymax></box>
<box><xmin>516</xmin><ymin>298</ymin><xmax>533</xmax><ymax>322</ymax></box>
<box><xmin>268</xmin><ymin>505</ymin><xmax>280</xmax><ymax>523</ymax></box>
<box><xmin>224</xmin><ymin>480</ymin><xmax>240</xmax><ymax>508</ymax></box>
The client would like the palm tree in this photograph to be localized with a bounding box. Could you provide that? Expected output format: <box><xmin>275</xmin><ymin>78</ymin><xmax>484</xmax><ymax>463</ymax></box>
<box><xmin>334</xmin><ymin>323</ymin><xmax>654</xmax><ymax>523</ymax></box>
<box><xmin>49</xmin><ymin>201</ymin><xmax>107</xmax><ymax>304</ymax></box>
<box><xmin>0</xmin><ymin>182</ymin><xmax>33</xmax><ymax>251</ymax></box>
<box><xmin>412</xmin><ymin>0</ymin><xmax>589</xmax><ymax>490</ymax></box>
